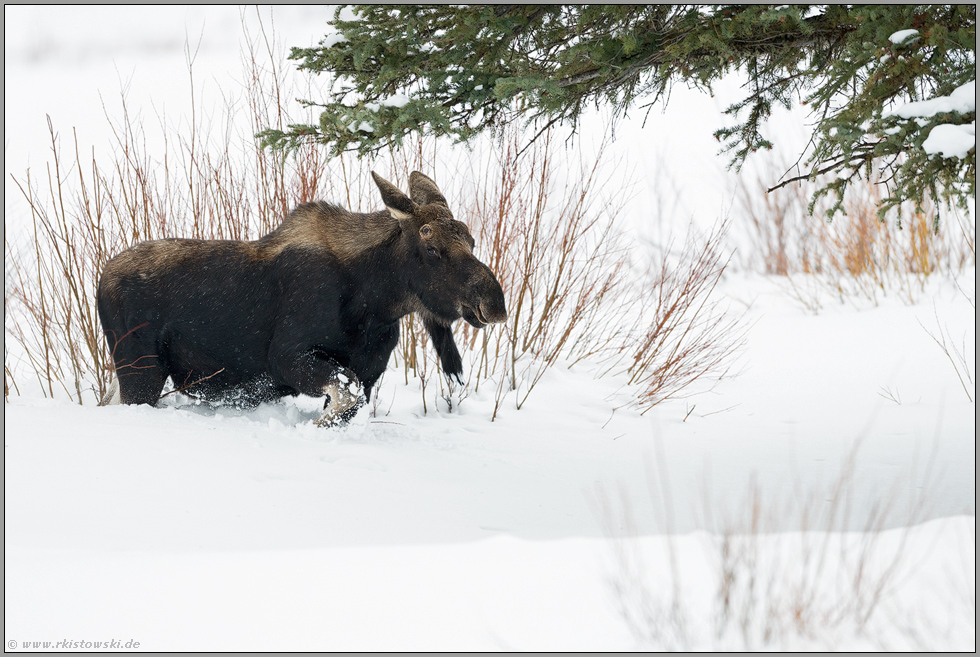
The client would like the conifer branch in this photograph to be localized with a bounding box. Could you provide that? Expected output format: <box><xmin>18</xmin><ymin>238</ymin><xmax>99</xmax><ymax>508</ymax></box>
<box><xmin>271</xmin><ymin>4</ymin><xmax>976</xmax><ymax>220</ymax></box>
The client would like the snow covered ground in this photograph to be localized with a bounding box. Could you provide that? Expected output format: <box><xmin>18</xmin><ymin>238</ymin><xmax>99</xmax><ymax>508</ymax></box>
<box><xmin>4</xmin><ymin>6</ymin><xmax>976</xmax><ymax>651</ymax></box>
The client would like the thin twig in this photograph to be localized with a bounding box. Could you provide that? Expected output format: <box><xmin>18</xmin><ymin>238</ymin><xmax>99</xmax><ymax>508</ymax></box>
<box><xmin>159</xmin><ymin>368</ymin><xmax>227</xmax><ymax>400</ymax></box>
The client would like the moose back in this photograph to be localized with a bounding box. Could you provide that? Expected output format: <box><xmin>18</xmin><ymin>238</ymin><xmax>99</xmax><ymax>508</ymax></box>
<box><xmin>96</xmin><ymin>171</ymin><xmax>507</xmax><ymax>426</ymax></box>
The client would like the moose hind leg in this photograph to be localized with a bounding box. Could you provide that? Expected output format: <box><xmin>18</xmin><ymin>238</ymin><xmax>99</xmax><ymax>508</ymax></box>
<box><xmin>116</xmin><ymin>364</ymin><xmax>169</xmax><ymax>406</ymax></box>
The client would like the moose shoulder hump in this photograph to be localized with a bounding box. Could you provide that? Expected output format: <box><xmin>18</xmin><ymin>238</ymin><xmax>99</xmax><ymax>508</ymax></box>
<box><xmin>257</xmin><ymin>201</ymin><xmax>401</xmax><ymax>262</ymax></box>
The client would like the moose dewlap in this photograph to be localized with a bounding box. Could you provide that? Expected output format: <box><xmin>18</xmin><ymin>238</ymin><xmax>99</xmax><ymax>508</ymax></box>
<box><xmin>96</xmin><ymin>171</ymin><xmax>507</xmax><ymax>427</ymax></box>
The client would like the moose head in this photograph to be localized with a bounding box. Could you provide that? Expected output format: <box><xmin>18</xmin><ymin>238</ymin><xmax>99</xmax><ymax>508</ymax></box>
<box><xmin>372</xmin><ymin>171</ymin><xmax>507</xmax><ymax>330</ymax></box>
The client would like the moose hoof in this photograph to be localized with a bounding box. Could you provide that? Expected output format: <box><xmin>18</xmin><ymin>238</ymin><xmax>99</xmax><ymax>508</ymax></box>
<box><xmin>314</xmin><ymin>373</ymin><xmax>366</xmax><ymax>428</ymax></box>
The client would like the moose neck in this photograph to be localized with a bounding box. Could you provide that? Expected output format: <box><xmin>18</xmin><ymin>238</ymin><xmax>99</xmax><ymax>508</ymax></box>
<box><xmin>352</xmin><ymin>225</ymin><xmax>424</xmax><ymax>324</ymax></box>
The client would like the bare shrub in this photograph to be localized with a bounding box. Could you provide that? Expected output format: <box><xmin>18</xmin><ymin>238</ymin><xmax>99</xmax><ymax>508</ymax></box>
<box><xmin>462</xmin><ymin>132</ymin><xmax>641</xmax><ymax>418</ymax></box>
<box><xmin>737</xmin><ymin>161</ymin><xmax>976</xmax><ymax>310</ymax></box>
<box><xmin>366</xmin><ymin>129</ymin><xmax>641</xmax><ymax>418</ymax></box>
<box><xmin>619</xmin><ymin>221</ymin><xmax>744</xmax><ymax>410</ymax></box>
<box><xmin>599</xmin><ymin>439</ymin><xmax>962</xmax><ymax>650</ymax></box>
<box><xmin>596</xmin><ymin>483</ymin><xmax>691</xmax><ymax>651</ymax></box>
<box><xmin>393</xmin><ymin>130</ymin><xmax>742</xmax><ymax>419</ymax></box>
<box><xmin>7</xmin><ymin>123</ymin><xmax>115</xmax><ymax>402</ymax></box>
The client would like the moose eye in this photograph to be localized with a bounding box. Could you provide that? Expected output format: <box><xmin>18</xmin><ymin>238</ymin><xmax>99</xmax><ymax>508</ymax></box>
<box><xmin>426</xmin><ymin>246</ymin><xmax>440</xmax><ymax>259</ymax></box>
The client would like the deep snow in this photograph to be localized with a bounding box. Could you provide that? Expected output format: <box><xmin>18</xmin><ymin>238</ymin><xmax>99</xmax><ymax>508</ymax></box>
<box><xmin>6</xmin><ymin>273</ymin><xmax>975</xmax><ymax>650</ymax></box>
<box><xmin>4</xmin><ymin>6</ymin><xmax>976</xmax><ymax>651</ymax></box>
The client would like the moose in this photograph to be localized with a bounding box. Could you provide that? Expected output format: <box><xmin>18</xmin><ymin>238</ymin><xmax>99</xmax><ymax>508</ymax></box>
<box><xmin>96</xmin><ymin>171</ymin><xmax>507</xmax><ymax>426</ymax></box>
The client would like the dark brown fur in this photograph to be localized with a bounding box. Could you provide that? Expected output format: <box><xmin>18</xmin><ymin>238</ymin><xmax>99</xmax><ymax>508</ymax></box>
<box><xmin>97</xmin><ymin>171</ymin><xmax>507</xmax><ymax>421</ymax></box>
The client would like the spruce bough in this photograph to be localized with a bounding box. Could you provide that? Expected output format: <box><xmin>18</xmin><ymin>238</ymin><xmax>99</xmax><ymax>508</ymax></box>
<box><xmin>261</xmin><ymin>5</ymin><xmax>975</xmax><ymax>220</ymax></box>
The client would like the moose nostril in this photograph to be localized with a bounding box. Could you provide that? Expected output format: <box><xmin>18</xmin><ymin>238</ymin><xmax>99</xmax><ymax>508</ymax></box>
<box><xmin>480</xmin><ymin>301</ymin><xmax>508</xmax><ymax>324</ymax></box>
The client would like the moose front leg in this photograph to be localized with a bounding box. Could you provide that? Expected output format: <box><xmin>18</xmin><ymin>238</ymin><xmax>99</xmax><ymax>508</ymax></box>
<box><xmin>423</xmin><ymin>315</ymin><xmax>463</xmax><ymax>385</ymax></box>
<box><xmin>315</xmin><ymin>365</ymin><xmax>366</xmax><ymax>428</ymax></box>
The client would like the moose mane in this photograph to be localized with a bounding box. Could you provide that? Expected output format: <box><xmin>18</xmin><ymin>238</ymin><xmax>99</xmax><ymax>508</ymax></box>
<box><xmin>258</xmin><ymin>201</ymin><xmax>401</xmax><ymax>262</ymax></box>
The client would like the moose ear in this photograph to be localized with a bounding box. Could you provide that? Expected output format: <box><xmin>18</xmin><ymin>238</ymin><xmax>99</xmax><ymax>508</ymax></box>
<box><xmin>372</xmin><ymin>171</ymin><xmax>418</xmax><ymax>222</ymax></box>
<box><xmin>408</xmin><ymin>171</ymin><xmax>448</xmax><ymax>208</ymax></box>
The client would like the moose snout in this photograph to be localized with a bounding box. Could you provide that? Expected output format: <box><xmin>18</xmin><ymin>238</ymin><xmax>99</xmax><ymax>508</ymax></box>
<box><xmin>479</xmin><ymin>296</ymin><xmax>507</xmax><ymax>324</ymax></box>
<box><xmin>456</xmin><ymin>256</ymin><xmax>507</xmax><ymax>329</ymax></box>
<box><xmin>474</xmin><ymin>265</ymin><xmax>507</xmax><ymax>324</ymax></box>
